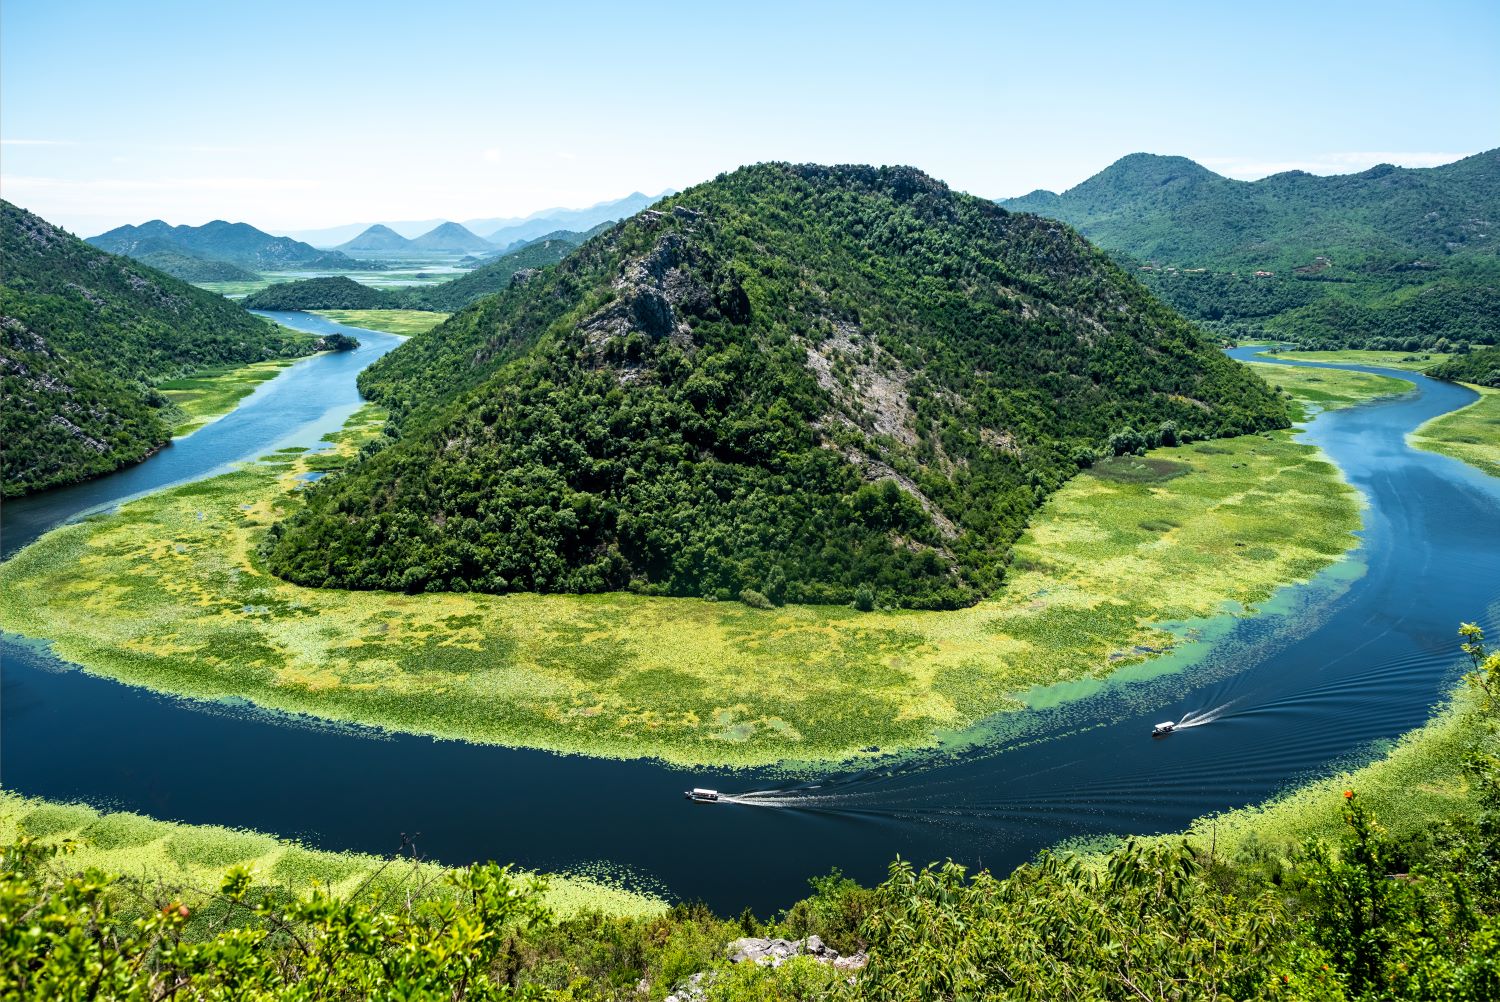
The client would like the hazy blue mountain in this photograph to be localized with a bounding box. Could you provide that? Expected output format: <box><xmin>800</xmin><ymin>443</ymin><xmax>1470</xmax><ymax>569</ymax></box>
<box><xmin>336</xmin><ymin>224</ymin><xmax>412</xmax><ymax>253</ymax></box>
<box><xmin>407</xmin><ymin>221</ymin><xmax>494</xmax><ymax>252</ymax></box>
<box><xmin>481</xmin><ymin>190</ymin><xmax>672</xmax><ymax>248</ymax></box>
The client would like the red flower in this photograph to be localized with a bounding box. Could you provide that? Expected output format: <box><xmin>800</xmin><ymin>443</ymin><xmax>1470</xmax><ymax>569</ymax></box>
<box><xmin>1343</xmin><ymin>790</ymin><xmax>1354</xmax><ymax>799</ymax></box>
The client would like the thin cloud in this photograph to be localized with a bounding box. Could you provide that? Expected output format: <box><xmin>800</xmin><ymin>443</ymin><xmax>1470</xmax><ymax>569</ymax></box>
<box><xmin>0</xmin><ymin>138</ymin><xmax>75</xmax><ymax>146</ymax></box>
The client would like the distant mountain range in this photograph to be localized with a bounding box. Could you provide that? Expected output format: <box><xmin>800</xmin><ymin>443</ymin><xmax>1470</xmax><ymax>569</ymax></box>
<box><xmin>1000</xmin><ymin>149</ymin><xmax>1500</xmax><ymax>351</ymax></box>
<box><xmin>288</xmin><ymin>190</ymin><xmax>673</xmax><ymax>251</ymax></box>
<box><xmin>88</xmin><ymin>219</ymin><xmax>379</xmax><ymax>274</ymax></box>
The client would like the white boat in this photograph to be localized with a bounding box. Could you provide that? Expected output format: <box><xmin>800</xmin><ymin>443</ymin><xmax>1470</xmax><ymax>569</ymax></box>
<box><xmin>685</xmin><ymin>788</ymin><xmax>720</xmax><ymax>803</ymax></box>
<box><xmin>1153</xmin><ymin>721</ymin><xmax>1176</xmax><ymax>736</ymax></box>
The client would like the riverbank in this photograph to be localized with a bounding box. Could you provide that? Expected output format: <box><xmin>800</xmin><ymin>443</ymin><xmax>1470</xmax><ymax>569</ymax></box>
<box><xmin>1264</xmin><ymin>348</ymin><xmax>1452</xmax><ymax>372</ymax></box>
<box><xmin>1</xmin><ymin>403</ymin><xmax>1365</xmax><ymax>768</ymax></box>
<box><xmin>1410</xmin><ymin>384</ymin><xmax>1500</xmax><ymax>479</ymax></box>
<box><xmin>1246</xmin><ymin>361</ymin><xmax>1413</xmax><ymax>416</ymax></box>
<box><xmin>0</xmin><ymin>790</ymin><xmax>666</xmax><ymax>919</ymax></box>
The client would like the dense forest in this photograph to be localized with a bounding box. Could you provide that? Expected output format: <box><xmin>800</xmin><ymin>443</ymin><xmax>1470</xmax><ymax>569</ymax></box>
<box><xmin>133</xmin><ymin>248</ymin><xmax>261</xmax><ymax>282</ymax></box>
<box><xmin>262</xmin><ymin>164</ymin><xmax>1289</xmax><ymax>608</ymax></box>
<box><xmin>9</xmin><ymin>627</ymin><xmax>1497</xmax><ymax>1000</ymax></box>
<box><xmin>1431</xmin><ymin>344</ymin><xmax>1500</xmax><ymax>388</ymax></box>
<box><xmin>0</xmin><ymin>201</ymin><xmax>316</xmax><ymax>496</ymax></box>
<box><xmin>1004</xmin><ymin>150</ymin><xmax>1500</xmax><ymax>351</ymax></box>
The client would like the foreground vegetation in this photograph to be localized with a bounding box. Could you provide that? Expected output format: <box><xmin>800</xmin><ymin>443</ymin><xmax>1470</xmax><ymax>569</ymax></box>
<box><xmin>0</xmin><ymin>394</ymin><xmax>1359</xmax><ymax>766</ymax></box>
<box><xmin>7</xmin><ymin>625</ymin><xmax>1496</xmax><ymax>999</ymax></box>
<box><xmin>1409</xmin><ymin>385</ymin><xmax>1500</xmax><ymax>479</ymax></box>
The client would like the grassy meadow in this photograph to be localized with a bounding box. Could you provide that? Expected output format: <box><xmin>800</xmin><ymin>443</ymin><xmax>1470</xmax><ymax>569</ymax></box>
<box><xmin>1263</xmin><ymin>348</ymin><xmax>1452</xmax><ymax>372</ymax></box>
<box><xmin>0</xmin><ymin>791</ymin><xmax>665</xmax><ymax>920</ymax></box>
<box><xmin>312</xmin><ymin>308</ymin><xmax>450</xmax><ymax>335</ymax></box>
<box><xmin>159</xmin><ymin>359</ymin><xmax>303</xmax><ymax>437</ymax></box>
<box><xmin>0</xmin><ymin>389</ymin><xmax>1365</xmax><ymax>766</ymax></box>
<box><xmin>1247</xmin><ymin>361</ymin><xmax>1413</xmax><ymax>416</ymax></box>
<box><xmin>1409</xmin><ymin>383</ymin><xmax>1500</xmax><ymax>479</ymax></box>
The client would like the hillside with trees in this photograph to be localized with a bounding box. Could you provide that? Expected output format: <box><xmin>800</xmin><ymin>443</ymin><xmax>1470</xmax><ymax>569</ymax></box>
<box><xmin>262</xmin><ymin>163</ymin><xmax>1289</xmax><ymax>608</ymax></box>
<box><xmin>0</xmin><ymin>201</ymin><xmax>316</xmax><ymax>495</ymax></box>
<box><xmin>241</xmin><ymin>275</ymin><xmax>396</xmax><ymax>311</ymax></box>
<box><xmin>1430</xmin><ymin>343</ymin><xmax>1500</xmax><ymax>387</ymax></box>
<box><xmin>1003</xmin><ymin>150</ymin><xmax>1500</xmax><ymax>351</ymax></box>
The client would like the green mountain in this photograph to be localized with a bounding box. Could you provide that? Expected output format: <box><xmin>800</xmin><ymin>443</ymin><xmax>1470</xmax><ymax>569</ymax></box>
<box><xmin>1</xmin><ymin>201</ymin><xmax>317</xmax><ymax>496</ymax></box>
<box><xmin>133</xmin><ymin>249</ymin><xmax>260</xmax><ymax>283</ymax></box>
<box><xmin>336</xmin><ymin>224</ymin><xmax>411</xmax><ymax>253</ymax></box>
<box><xmin>88</xmin><ymin>219</ymin><xmax>380</xmax><ymax>272</ymax></box>
<box><xmin>241</xmin><ymin>276</ymin><xmax>396</xmax><ymax>311</ymax></box>
<box><xmin>1430</xmin><ymin>344</ymin><xmax>1500</xmax><ymax>387</ymax></box>
<box><xmin>1002</xmin><ymin>150</ymin><xmax>1500</xmax><ymax>350</ymax></box>
<box><xmin>407</xmin><ymin>221</ymin><xmax>493</xmax><ymax>252</ymax></box>
<box><xmin>262</xmin><ymin>164</ymin><xmax>1288</xmax><ymax>608</ymax></box>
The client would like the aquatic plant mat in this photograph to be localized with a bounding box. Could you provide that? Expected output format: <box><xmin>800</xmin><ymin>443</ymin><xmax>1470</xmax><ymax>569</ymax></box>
<box><xmin>159</xmin><ymin>358</ymin><xmax>302</xmax><ymax>437</ymax></box>
<box><xmin>311</xmin><ymin>309</ymin><xmax>450</xmax><ymax>335</ymax></box>
<box><xmin>0</xmin><ymin>395</ymin><xmax>1365</xmax><ymax>767</ymax></box>
<box><xmin>0</xmin><ymin>791</ymin><xmax>665</xmax><ymax>918</ymax></box>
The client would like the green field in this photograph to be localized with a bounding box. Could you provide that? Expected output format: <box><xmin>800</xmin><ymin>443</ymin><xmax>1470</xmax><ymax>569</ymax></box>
<box><xmin>1410</xmin><ymin>384</ymin><xmax>1500</xmax><ymax>479</ymax></box>
<box><xmin>158</xmin><ymin>359</ymin><xmax>303</xmax><ymax>436</ymax></box>
<box><xmin>1263</xmin><ymin>348</ymin><xmax>1452</xmax><ymax>372</ymax></box>
<box><xmin>1248</xmin><ymin>361</ymin><xmax>1413</xmax><ymax>416</ymax></box>
<box><xmin>312</xmin><ymin>308</ymin><xmax>450</xmax><ymax>335</ymax></box>
<box><xmin>0</xmin><ymin>391</ymin><xmax>1365</xmax><ymax>766</ymax></box>
<box><xmin>0</xmin><ymin>791</ymin><xmax>664</xmax><ymax>919</ymax></box>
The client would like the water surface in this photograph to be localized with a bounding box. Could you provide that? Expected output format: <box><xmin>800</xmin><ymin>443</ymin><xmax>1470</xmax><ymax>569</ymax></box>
<box><xmin>3</xmin><ymin>338</ymin><xmax>1497</xmax><ymax>912</ymax></box>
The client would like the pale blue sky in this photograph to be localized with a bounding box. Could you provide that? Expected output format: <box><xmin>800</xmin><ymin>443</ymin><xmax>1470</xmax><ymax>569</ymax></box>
<box><xmin>2</xmin><ymin>0</ymin><xmax>1496</xmax><ymax>236</ymax></box>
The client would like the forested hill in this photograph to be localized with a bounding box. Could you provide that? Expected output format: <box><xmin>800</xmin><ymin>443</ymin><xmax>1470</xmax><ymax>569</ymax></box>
<box><xmin>1002</xmin><ymin>150</ymin><xmax>1500</xmax><ymax>352</ymax></box>
<box><xmin>0</xmin><ymin>202</ymin><xmax>315</xmax><ymax>496</ymax></box>
<box><xmin>88</xmin><ymin>219</ymin><xmax>379</xmax><ymax>272</ymax></box>
<box><xmin>263</xmin><ymin>163</ymin><xmax>1289</xmax><ymax>608</ymax></box>
<box><xmin>1002</xmin><ymin>150</ymin><xmax>1499</xmax><ymax>269</ymax></box>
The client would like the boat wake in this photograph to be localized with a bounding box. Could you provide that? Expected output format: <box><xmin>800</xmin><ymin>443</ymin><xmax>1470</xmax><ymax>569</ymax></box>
<box><xmin>1170</xmin><ymin>701</ymin><xmax>1236</xmax><ymax>730</ymax></box>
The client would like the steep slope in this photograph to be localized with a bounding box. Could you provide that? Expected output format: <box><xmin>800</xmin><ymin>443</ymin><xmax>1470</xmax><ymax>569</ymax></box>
<box><xmin>1002</xmin><ymin>150</ymin><xmax>1500</xmax><ymax>352</ymax></box>
<box><xmin>132</xmin><ymin>249</ymin><xmax>260</xmax><ymax>282</ymax></box>
<box><xmin>241</xmin><ymin>276</ymin><xmax>396</xmax><ymax>311</ymax></box>
<box><xmin>88</xmin><ymin>219</ymin><xmax>378</xmax><ymax>272</ymax></box>
<box><xmin>336</xmin><ymin>224</ymin><xmax>411</xmax><ymax>253</ymax></box>
<box><xmin>407</xmin><ymin>222</ymin><xmax>493</xmax><ymax>252</ymax></box>
<box><xmin>264</xmin><ymin>164</ymin><xmax>1288</xmax><ymax>608</ymax></box>
<box><xmin>1</xmin><ymin>202</ymin><xmax>316</xmax><ymax>495</ymax></box>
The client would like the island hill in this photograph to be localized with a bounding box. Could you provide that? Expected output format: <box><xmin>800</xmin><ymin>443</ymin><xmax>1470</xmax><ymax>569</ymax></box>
<box><xmin>0</xmin><ymin>201</ymin><xmax>326</xmax><ymax>496</ymax></box>
<box><xmin>1002</xmin><ymin>149</ymin><xmax>1500</xmax><ymax>353</ymax></box>
<box><xmin>263</xmin><ymin>163</ymin><xmax>1291</xmax><ymax>609</ymax></box>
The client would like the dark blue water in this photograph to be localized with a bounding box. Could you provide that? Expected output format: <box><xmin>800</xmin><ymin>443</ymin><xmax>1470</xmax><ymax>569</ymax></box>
<box><xmin>3</xmin><ymin>338</ymin><xmax>1497</xmax><ymax>913</ymax></box>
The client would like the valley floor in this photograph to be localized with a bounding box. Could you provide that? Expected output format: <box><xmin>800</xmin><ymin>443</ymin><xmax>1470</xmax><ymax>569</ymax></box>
<box><xmin>1</xmin><ymin>407</ymin><xmax>1367</xmax><ymax>768</ymax></box>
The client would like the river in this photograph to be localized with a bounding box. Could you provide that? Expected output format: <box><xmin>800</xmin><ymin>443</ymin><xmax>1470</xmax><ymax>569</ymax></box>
<box><xmin>3</xmin><ymin>324</ymin><xmax>1498</xmax><ymax>912</ymax></box>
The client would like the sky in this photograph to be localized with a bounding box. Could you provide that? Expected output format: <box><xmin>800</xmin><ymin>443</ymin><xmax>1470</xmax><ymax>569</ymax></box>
<box><xmin>2</xmin><ymin>0</ymin><xmax>1496</xmax><ymax>237</ymax></box>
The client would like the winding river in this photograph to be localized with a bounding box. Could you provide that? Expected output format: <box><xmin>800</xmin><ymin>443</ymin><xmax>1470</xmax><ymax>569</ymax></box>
<box><xmin>3</xmin><ymin>321</ymin><xmax>1498</xmax><ymax>912</ymax></box>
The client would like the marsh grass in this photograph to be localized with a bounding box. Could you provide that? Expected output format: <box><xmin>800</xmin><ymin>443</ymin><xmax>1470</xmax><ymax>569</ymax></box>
<box><xmin>0</xmin><ymin>391</ymin><xmax>1366</xmax><ymax>766</ymax></box>
<box><xmin>1263</xmin><ymin>349</ymin><xmax>1452</xmax><ymax>372</ymax></box>
<box><xmin>1409</xmin><ymin>384</ymin><xmax>1500</xmax><ymax>479</ymax></box>
<box><xmin>159</xmin><ymin>359</ymin><xmax>302</xmax><ymax>436</ymax></box>
<box><xmin>0</xmin><ymin>791</ymin><xmax>666</xmax><ymax>919</ymax></box>
<box><xmin>311</xmin><ymin>309</ymin><xmax>450</xmax><ymax>335</ymax></box>
<box><xmin>1247</xmin><ymin>362</ymin><xmax>1413</xmax><ymax>417</ymax></box>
